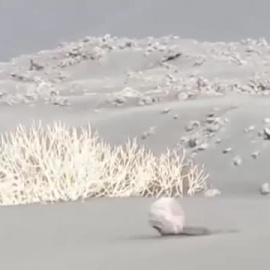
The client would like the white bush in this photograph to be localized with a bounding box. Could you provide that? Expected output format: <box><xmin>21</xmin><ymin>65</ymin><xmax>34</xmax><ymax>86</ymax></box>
<box><xmin>0</xmin><ymin>121</ymin><xmax>209</xmax><ymax>205</ymax></box>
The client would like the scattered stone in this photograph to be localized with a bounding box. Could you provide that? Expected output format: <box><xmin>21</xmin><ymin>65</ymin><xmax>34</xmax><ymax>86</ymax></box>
<box><xmin>196</xmin><ymin>77</ymin><xmax>209</xmax><ymax>89</ymax></box>
<box><xmin>50</xmin><ymin>89</ymin><xmax>59</xmax><ymax>96</ymax></box>
<box><xmin>232</xmin><ymin>155</ymin><xmax>242</xmax><ymax>166</ymax></box>
<box><xmin>141</xmin><ymin>126</ymin><xmax>157</xmax><ymax>139</ymax></box>
<box><xmin>114</xmin><ymin>96</ymin><xmax>127</xmax><ymax>105</ymax></box>
<box><xmin>188</xmin><ymin>133</ymin><xmax>203</xmax><ymax>148</ymax></box>
<box><xmin>206</xmin><ymin>111</ymin><xmax>217</xmax><ymax>117</ymax></box>
<box><xmin>263</xmin><ymin>127</ymin><xmax>270</xmax><ymax>139</ymax></box>
<box><xmin>0</xmin><ymin>92</ymin><xmax>6</xmax><ymax>98</ymax></box>
<box><xmin>205</xmin><ymin>115</ymin><xmax>218</xmax><ymax>124</ymax></box>
<box><xmin>4</xmin><ymin>99</ymin><xmax>15</xmax><ymax>106</ymax></box>
<box><xmin>264</xmin><ymin>118</ymin><xmax>270</xmax><ymax>124</ymax></box>
<box><xmin>173</xmin><ymin>114</ymin><xmax>179</xmax><ymax>120</ymax></box>
<box><xmin>179</xmin><ymin>136</ymin><xmax>189</xmax><ymax>144</ymax></box>
<box><xmin>215</xmin><ymin>138</ymin><xmax>222</xmax><ymax>144</ymax></box>
<box><xmin>240</xmin><ymin>84</ymin><xmax>254</xmax><ymax>93</ymax></box>
<box><xmin>148</xmin><ymin>126</ymin><xmax>157</xmax><ymax>135</ymax></box>
<box><xmin>193</xmin><ymin>57</ymin><xmax>206</xmax><ymax>67</ymax></box>
<box><xmin>29</xmin><ymin>59</ymin><xmax>44</xmax><ymax>71</ymax></box>
<box><xmin>188</xmin><ymin>137</ymin><xmax>198</xmax><ymax>148</ymax></box>
<box><xmin>223</xmin><ymin>147</ymin><xmax>232</xmax><ymax>154</ymax></box>
<box><xmin>162</xmin><ymin>52</ymin><xmax>182</xmax><ymax>63</ymax></box>
<box><xmin>10</xmin><ymin>72</ymin><xmax>33</xmax><ymax>82</ymax></box>
<box><xmin>244</xmin><ymin>125</ymin><xmax>255</xmax><ymax>133</ymax></box>
<box><xmin>161</xmin><ymin>108</ymin><xmax>171</xmax><ymax>114</ymax></box>
<box><xmin>256</xmin><ymin>80</ymin><xmax>270</xmax><ymax>91</ymax></box>
<box><xmin>206</xmin><ymin>123</ymin><xmax>220</xmax><ymax>133</ymax></box>
<box><xmin>245</xmin><ymin>46</ymin><xmax>260</xmax><ymax>55</ymax></box>
<box><xmin>138</xmin><ymin>100</ymin><xmax>146</xmax><ymax>106</ymax></box>
<box><xmin>204</xmin><ymin>188</ymin><xmax>221</xmax><ymax>197</ymax></box>
<box><xmin>197</xmin><ymin>143</ymin><xmax>208</xmax><ymax>151</ymax></box>
<box><xmin>207</xmin><ymin>116</ymin><xmax>225</xmax><ymax>125</ymax></box>
<box><xmin>185</xmin><ymin>121</ymin><xmax>200</xmax><ymax>131</ymax></box>
<box><xmin>6</xmin><ymin>36</ymin><xmax>270</xmax><ymax>109</ymax></box>
<box><xmin>258</xmin><ymin>38</ymin><xmax>268</xmax><ymax>46</ymax></box>
<box><xmin>118</xmin><ymin>87</ymin><xmax>142</xmax><ymax>98</ymax></box>
<box><xmin>139</xmin><ymin>96</ymin><xmax>155</xmax><ymax>105</ymax></box>
<box><xmin>158</xmin><ymin>45</ymin><xmax>166</xmax><ymax>52</ymax></box>
<box><xmin>52</xmin><ymin>98</ymin><xmax>70</xmax><ymax>106</ymax></box>
<box><xmin>251</xmin><ymin>151</ymin><xmax>260</xmax><ymax>159</ymax></box>
<box><xmin>190</xmin><ymin>152</ymin><xmax>197</xmax><ymax>158</ymax></box>
<box><xmin>177</xmin><ymin>92</ymin><xmax>189</xmax><ymax>101</ymax></box>
<box><xmin>166</xmin><ymin>73</ymin><xmax>177</xmax><ymax>83</ymax></box>
<box><xmin>258</xmin><ymin>130</ymin><xmax>264</xmax><ymax>137</ymax></box>
<box><xmin>141</xmin><ymin>132</ymin><xmax>149</xmax><ymax>140</ymax></box>
<box><xmin>260</xmin><ymin>183</ymin><xmax>270</xmax><ymax>195</ymax></box>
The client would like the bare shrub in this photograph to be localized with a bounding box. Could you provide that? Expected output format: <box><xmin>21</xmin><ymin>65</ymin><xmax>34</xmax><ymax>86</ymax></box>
<box><xmin>0</xmin><ymin>121</ymin><xmax>209</xmax><ymax>205</ymax></box>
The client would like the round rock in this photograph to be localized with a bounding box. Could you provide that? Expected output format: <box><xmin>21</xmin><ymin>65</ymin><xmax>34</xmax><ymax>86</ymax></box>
<box><xmin>148</xmin><ymin>197</ymin><xmax>185</xmax><ymax>235</ymax></box>
<box><xmin>204</xmin><ymin>188</ymin><xmax>221</xmax><ymax>197</ymax></box>
<box><xmin>260</xmin><ymin>183</ymin><xmax>270</xmax><ymax>195</ymax></box>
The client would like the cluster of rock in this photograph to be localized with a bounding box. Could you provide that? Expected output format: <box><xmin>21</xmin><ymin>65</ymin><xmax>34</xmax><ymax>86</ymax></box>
<box><xmin>0</xmin><ymin>35</ymin><xmax>270</xmax><ymax>107</ymax></box>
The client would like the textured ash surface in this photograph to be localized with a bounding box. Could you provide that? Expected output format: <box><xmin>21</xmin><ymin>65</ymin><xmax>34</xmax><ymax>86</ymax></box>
<box><xmin>0</xmin><ymin>197</ymin><xmax>269</xmax><ymax>270</ymax></box>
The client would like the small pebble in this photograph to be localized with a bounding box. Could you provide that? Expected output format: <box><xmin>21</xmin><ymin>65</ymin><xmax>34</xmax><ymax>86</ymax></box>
<box><xmin>148</xmin><ymin>126</ymin><xmax>157</xmax><ymax>135</ymax></box>
<box><xmin>143</xmin><ymin>96</ymin><xmax>155</xmax><ymax>105</ymax></box>
<box><xmin>204</xmin><ymin>188</ymin><xmax>221</xmax><ymax>197</ymax></box>
<box><xmin>188</xmin><ymin>137</ymin><xmax>199</xmax><ymax>148</ymax></box>
<box><xmin>232</xmin><ymin>156</ymin><xmax>242</xmax><ymax>166</ymax></box>
<box><xmin>263</xmin><ymin>127</ymin><xmax>270</xmax><ymax>139</ymax></box>
<box><xmin>223</xmin><ymin>147</ymin><xmax>232</xmax><ymax>154</ymax></box>
<box><xmin>190</xmin><ymin>152</ymin><xmax>197</xmax><ymax>158</ymax></box>
<box><xmin>161</xmin><ymin>108</ymin><xmax>170</xmax><ymax>114</ymax></box>
<box><xmin>264</xmin><ymin>118</ymin><xmax>270</xmax><ymax>124</ymax></box>
<box><xmin>53</xmin><ymin>98</ymin><xmax>70</xmax><ymax>106</ymax></box>
<box><xmin>141</xmin><ymin>126</ymin><xmax>157</xmax><ymax>139</ymax></box>
<box><xmin>197</xmin><ymin>143</ymin><xmax>208</xmax><ymax>151</ymax></box>
<box><xmin>205</xmin><ymin>116</ymin><xmax>217</xmax><ymax>124</ymax></box>
<box><xmin>206</xmin><ymin>112</ymin><xmax>217</xmax><ymax>118</ymax></box>
<box><xmin>173</xmin><ymin>114</ymin><xmax>179</xmax><ymax>119</ymax></box>
<box><xmin>244</xmin><ymin>125</ymin><xmax>255</xmax><ymax>133</ymax></box>
<box><xmin>215</xmin><ymin>138</ymin><xmax>222</xmax><ymax>144</ymax></box>
<box><xmin>260</xmin><ymin>182</ymin><xmax>270</xmax><ymax>195</ymax></box>
<box><xmin>251</xmin><ymin>151</ymin><xmax>260</xmax><ymax>159</ymax></box>
<box><xmin>185</xmin><ymin>121</ymin><xmax>200</xmax><ymax>131</ymax></box>
<box><xmin>141</xmin><ymin>132</ymin><xmax>149</xmax><ymax>140</ymax></box>
<box><xmin>114</xmin><ymin>96</ymin><xmax>126</xmax><ymax>105</ymax></box>
<box><xmin>240</xmin><ymin>85</ymin><xmax>253</xmax><ymax>93</ymax></box>
<box><xmin>206</xmin><ymin>123</ymin><xmax>220</xmax><ymax>133</ymax></box>
<box><xmin>177</xmin><ymin>92</ymin><xmax>188</xmax><ymax>100</ymax></box>
<box><xmin>188</xmin><ymin>133</ymin><xmax>203</xmax><ymax>148</ymax></box>
<box><xmin>179</xmin><ymin>136</ymin><xmax>189</xmax><ymax>144</ymax></box>
<box><xmin>138</xmin><ymin>96</ymin><xmax>154</xmax><ymax>106</ymax></box>
<box><xmin>138</xmin><ymin>100</ymin><xmax>146</xmax><ymax>106</ymax></box>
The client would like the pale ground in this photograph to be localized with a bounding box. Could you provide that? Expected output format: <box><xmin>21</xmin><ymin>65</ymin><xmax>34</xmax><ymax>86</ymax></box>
<box><xmin>1</xmin><ymin>2</ymin><xmax>270</xmax><ymax>268</ymax></box>
<box><xmin>0</xmin><ymin>197</ymin><xmax>270</xmax><ymax>269</ymax></box>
